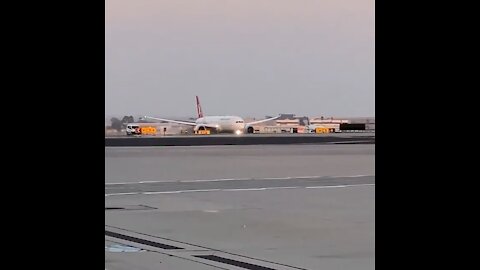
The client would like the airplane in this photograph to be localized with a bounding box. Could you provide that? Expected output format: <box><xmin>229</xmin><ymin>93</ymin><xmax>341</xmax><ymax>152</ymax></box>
<box><xmin>143</xmin><ymin>96</ymin><xmax>280</xmax><ymax>135</ymax></box>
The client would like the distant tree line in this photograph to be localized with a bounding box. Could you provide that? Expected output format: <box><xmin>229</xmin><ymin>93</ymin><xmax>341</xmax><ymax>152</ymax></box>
<box><xmin>109</xmin><ymin>115</ymin><xmax>135</xmax><ymax>131</ymax></box>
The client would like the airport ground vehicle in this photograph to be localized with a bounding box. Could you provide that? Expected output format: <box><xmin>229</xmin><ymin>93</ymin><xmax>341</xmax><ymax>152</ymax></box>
<box><xmin>126</xmin><ymin>124</ymin><xmax>157</xmax><ymax>136</ymax></box>
<box><xmin>195</xmin><ymin>130</ymin><xmax>211</xmax><ymax>135</ymax></box>
<box><xmin>305</xmin><ymin>125</ymin><xmax>337</xmax><ymax>133</ymax></box>
<box><xmin>126</xmin><ymin>124</ymin><xmax>140</xmax><ymax>135</ymax></box>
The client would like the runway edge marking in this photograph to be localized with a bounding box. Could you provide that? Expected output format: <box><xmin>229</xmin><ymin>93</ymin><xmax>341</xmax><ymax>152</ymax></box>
<box><xmin>105</xmin><ymin>183</ymin><xmax>375</xmax><ymax>197</ymax></box>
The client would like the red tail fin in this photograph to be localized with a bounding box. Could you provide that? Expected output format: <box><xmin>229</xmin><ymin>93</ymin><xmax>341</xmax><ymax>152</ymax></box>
<box><xmin>196</xmin><ymin>96</ymin><xmax>204</xmax><ymax>118</ymax></box>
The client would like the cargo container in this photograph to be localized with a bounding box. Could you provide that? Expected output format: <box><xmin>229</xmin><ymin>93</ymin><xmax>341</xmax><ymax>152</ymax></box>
<box><xmin>339</xmin><ymin>123</ymin><xmax>366</xmax><ymax>131</ymax></box>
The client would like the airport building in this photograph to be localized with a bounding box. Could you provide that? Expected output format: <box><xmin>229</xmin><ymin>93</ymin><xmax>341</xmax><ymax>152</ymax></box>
<box><xmin>309</xmin><ymin>117</ymin><xmax>350</xmax><ymax>125</ymax></box>
<box><xmin>260</xmin><ymin>126</ymin><xmax>306</xmax><ymax>134</ymax></box>
<box><xmin>245</xmin><ymin>114</ymin><xmax>308</xmax><ymax>134</ymax></box>
<box><xmin>275</xmin><ymin>114</ymin><xmax>309</xmax><ymax>126</ymax></box>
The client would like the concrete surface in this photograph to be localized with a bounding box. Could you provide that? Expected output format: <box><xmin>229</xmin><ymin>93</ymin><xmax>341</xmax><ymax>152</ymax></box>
<box><xmin>105</xmin><ymin>144</ymin><xmax>375</xmax><ymax>270</ymax></box>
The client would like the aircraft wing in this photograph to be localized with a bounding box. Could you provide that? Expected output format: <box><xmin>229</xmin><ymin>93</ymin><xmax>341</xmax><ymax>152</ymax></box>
<box><xmin>143</xmin><ymin>116</ymin><xmax>197</xmax><ymax>126</ymax></box>
<box><xmin>246</xmin><ymin>115</ymin><xmax>280</xmax><ymax>125</ymax></box>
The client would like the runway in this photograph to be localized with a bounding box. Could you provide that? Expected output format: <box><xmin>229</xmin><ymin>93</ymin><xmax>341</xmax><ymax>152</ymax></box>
<box><xmin>105</xmin><ymin>144</ymin><xmax>374</xmax><ymax>183</ymax></box>
<box><xmin>105</xmin><ymin>144</ymin><xmax>375</xmax><ymax>270</ymax></box>
<box><xmin>105</xmin><ymin>175</ymin><xmax>374</xmax><ymax>197</ymax></box>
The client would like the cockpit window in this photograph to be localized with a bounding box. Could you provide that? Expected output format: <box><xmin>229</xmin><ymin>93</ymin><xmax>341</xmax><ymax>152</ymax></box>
<box><xmin>236</xmin><ymin>121</ymin><xmax>244</xmax><ymax>123</ymax></box>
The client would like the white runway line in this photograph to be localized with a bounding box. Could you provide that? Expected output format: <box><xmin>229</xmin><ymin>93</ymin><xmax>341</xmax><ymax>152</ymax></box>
<box><xmin>144</xmin><ymin>189</ymin><xmax>222</xmax><ymax>194</ymax></box>
<box><xmin>105</xmin><ymin>175</ymin><xmax>374</xmax><ymax>186</ymax></box>
<box><xmin>223</xmin><ymin>188</ymin><xmax>267</xmax><ymax>192</ymax></box>
<box><xmin>105</xmin><ymin>192</ymin><xmax>140</xmax><ymax>196</ymax></box>
<box><xmin>105</xmin><ymin>184</ymin><xmax>375</xmax><ymax>197</ymax></box>
<box><xmin>179</xmin><ymin>178</ymin><xmax>250</xmax><ymax>183</ymax></box>
<box><xmin>306</xmin><ymin>183</ymin><xmax>375</xmax><ymax>189</ymax></box>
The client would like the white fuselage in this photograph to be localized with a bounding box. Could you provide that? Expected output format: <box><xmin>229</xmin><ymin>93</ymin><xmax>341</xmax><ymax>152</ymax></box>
<box><xmin>195</xmin><ymin>116</ymin><xmax>245</xmax><ymax>133</ymax></box>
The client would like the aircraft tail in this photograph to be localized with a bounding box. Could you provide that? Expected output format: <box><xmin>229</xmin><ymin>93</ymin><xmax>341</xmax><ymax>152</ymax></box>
<box><xmin>196</xmin><ymin>96</ymin><xmax>204</xmax><ymax>118</ymax></box>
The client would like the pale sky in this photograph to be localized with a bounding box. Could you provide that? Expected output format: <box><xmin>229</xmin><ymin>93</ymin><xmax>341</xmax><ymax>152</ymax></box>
<box><xmin>105</xmin><ymin>0</ymin><xmax>374</xmax><ymax>118</ymax></box>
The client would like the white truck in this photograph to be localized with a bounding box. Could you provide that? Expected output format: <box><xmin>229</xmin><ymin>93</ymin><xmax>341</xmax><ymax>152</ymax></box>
<box><xmin>126</xmin><ymin>124</ymin><xmax>141</xmax><ymax>136</ymax></box>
